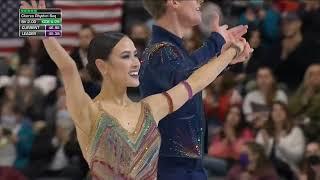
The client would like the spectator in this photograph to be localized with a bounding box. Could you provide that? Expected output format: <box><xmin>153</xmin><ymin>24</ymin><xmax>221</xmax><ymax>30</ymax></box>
<box><xmin>289</xmin><ymin>64</ymin><xmax>320</xmax><ymax>142</ymax></box>
<box><xmin>265</xmin><ymin>12</ymin><xmax>320</xmax><ymax>91</ymax></box>
<box><xmin>0</xmin><ymin>126</ymin><xmax>16</xmax><ymax>166</ymax></box>
<box><xmin>0</xmin><ymin>57</ymin><xmax>11</xmax><ymax>76</ymax></box>
<box><xmin>215</xmin><ymin>72</ymin><xmax>242</xmax><ymax>121</ymax></box>
<box><xmin>203</xmin><ymin>81</ymin><xmax>219</xmax><ymax>124</ymax></box>
<box><xmin>70</xmin><ymin>24</ymin><xmax>96</xmax><ymax>71</ymax></box>
<box><xmin>24</xmin><ymin>117</ymin><xmax>86</xmax><ymax>180</ymax></box>
<box><xmin>230</xmin><ymin>28</ymin><xmax>268</xmax><ymax>80</ymax></box>
<box><xmin>70</xmin><ymin>25</ymin><xmax>100</xmax><ymax>98</ymax></box>
<box><xmin>227</xmin><ymin>142</ymin><xmax>278</xmax><ymax>180</ymax></box>
<box><xmin>46</xmin><ymin>92</ymin><xmax>70</xmax><ymax>128</ymax></box>
<box><xmin>239</xmin><ymin>5</ymin><xmax>260</xmax><ymax>30</ymax></box>
<box><xmin>10</xmin><ymin>38</ymin><xmax>57</xmax><ymax>76</ymax></box>
<box><xmin>184</xmin><ymin>27</ymin><xmax>203</xmax><ymax>53</ymax></box>
<box><xmin>207</xmin><ymin>105</ymin><xmax>253</xmax><ymax>176</ymax></box>
<box><xmin>259</xmin><ymin>1</ymin><xmax>281</xmax><ymax>45</ymax></box>
<box><xmin>300</xmin><ymin>1</ymin><xmax>320</xmax><ymax>42</ymax></box>
<box><xmin>0</xmin><ymin>85</ymin><xmax>16</xmax><ymax>106</ymax></box>
<box><xmin>0</xmin><ymin>166</ymin><xmax>27</xmax><ymax>180</ymax></box>
<box><xmin>128</xmin><ymin>22</ymin><xmax>150</xmax><ymax>59</ymax></box>
<box><xmin>209</xmin><ymin>105</ymin><xmax>253</xmax><ymax>159</ymax></box>
<box><xmin>243</xmin><ymin>67</ymin><xmax>287</xmax><ymax>128</ymax></box>
<box><xmin>0</xmin><ymin>102</ymin><xmax>34</xmax><ymax>170</ymax></box>
<box><xmin>13</xmin><ymin>65</ymin><xmax>45</xmax><ymax>121</ymax></box>
<box><xmin>256</xmin><ymin>101</ymin><xmax>305</xmax><ymax>180</ymax></box>
<box><xmin>297</xmin><ymin>142</ymin><xmax>320</xmax><ymax>180</ymax></box>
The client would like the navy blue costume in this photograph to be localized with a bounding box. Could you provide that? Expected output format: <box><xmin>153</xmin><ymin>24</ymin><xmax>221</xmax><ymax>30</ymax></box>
<box><xmin>139</xmin><ymin>25</ymin><xmax>225</xmax><ymax>179</ymax></box>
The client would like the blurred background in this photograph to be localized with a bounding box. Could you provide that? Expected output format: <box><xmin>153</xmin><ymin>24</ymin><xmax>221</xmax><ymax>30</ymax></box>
<box><xmin>0</xmin><ymin>0</ymin><xmax>320</xmax><ymax>179</ymax></box>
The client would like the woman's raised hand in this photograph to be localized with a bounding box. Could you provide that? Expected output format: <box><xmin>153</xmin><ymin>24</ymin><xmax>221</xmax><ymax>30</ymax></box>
<box><xmin>21</xmin><ymin>0</ymin><xmax>46</xmax><ymax>10</ymax></box>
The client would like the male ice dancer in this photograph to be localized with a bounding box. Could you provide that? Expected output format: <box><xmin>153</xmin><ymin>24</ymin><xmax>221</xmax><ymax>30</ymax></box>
<box><xmin>139</xmin><ymin>0</ymin><xmax>252</xmax><ymax>179</ymax></box>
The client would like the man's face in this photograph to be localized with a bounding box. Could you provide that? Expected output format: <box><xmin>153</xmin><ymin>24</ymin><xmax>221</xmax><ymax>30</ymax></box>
<box><xmin>282</xmin><ymin>19</ymin><xmax>301</xmax><ymax>37</ymax></box>
<box><xmin>174</xmin><ymin>0</ymin><xmax>203</xmax><ymax>27</ymax></box>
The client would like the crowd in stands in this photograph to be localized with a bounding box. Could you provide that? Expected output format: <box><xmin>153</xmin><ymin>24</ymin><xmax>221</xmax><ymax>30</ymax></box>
<box><xmin>0</xmin><ymin>0</ymin><xmax>320</xmax><ymax>179</ymax></box>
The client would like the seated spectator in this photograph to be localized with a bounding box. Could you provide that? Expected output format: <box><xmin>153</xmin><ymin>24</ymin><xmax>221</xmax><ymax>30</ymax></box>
<box><xmin>205</xmin><ymin>105</ymin><xmax>252</xmax><ymax>177</ymax></box>
<box><xmin>289</xmin><ymin>64</ymin><xmax>320</xmax><ymax>142</ymax></box>
<box><xmin>70</xmin><ymin>25</ymin><xmax>100</xmax><ymax>98</ymax></box>
<box><xmin>128</xmin><ymin>22</ymin><xmax>150</xmax><ymax>59</ymax></box>
<box><xmin>183</xmin><ymin>27</ymin><xmax>203</xmax><ymax>53</ymax></box>
<box><xmin>0</xmin><ymin>126</ymin><xmax>16</xmax><ymax>166</ymax></box>
<box><xmin>10</xmin><ymin>37</ymin><xmax>57</xmax><ymax>76</ymax></box>
<box><xmin>45</xmin><ymin>88</ymin><xmax>68</xmax><ymax>126</ymax></box>
<box><xmin>204</xmin><ymin>72</ymin><xmax>242</xmax><ymax>123</ymax></box>
<box><xmin>243</xmin><ymin>67</ymin><xmax>287</xmax><ymax>129</ymax></box>
<box><xmin>209</xmin><ymin>105</ymin><xmax>253</xmax><ymax>161</ymax></box>
<box><xmin>70</xmin><ymin>24</ymin><xmax>95</xmax><ymax>71</ymax></box>
<box><xmin>300</xmin><ymin>1</ymin><xmax>320</xmax><ymax>41</ymax></box>
<box><xmin>230</xmin><ymin>28</ymin><xmax>268</xmax><ymax>80</ymax></box>
<box><xmin>0</xmin><ymin>166</ymin><xmax>26</xmax><ymax>180</ymax></box>
<box><xmin>1</xmin><ymin>102</ymin><xmax>34</xmax><ymax>170</ymax></box>
<box><xmin>24</xmin><ymin>116</ymin><xmax>87</xmax><ymax>180</ymax></box>
<box><xmin>239</xmin><ymin>5</ymin><xmax>260</xmax><ymax>30</ymax></box>
<box><xmin>265</xmin><ymin>12</ymin><xmax>320</xmax><ymax>91</ymax></box>
<box><xmin>203</xmin><ymin>82</ymin><xmax>219</xmax><ymax>124</ymax></box>
<box><xmin>0</xmin><ymin>85</ymin><xmax>16</xmax><ymax>106</ymax></box>
<box><xmin>13</xmin><ymin>65</ymin><xmax>45</xmax><ymax>121</ymax></box>
<box><xmin>227</xmin><ymin>142</ymin><xmax>278</xmax><ymax>180</ymax></box>
<box><xmin>216</xmin><ymin>72</ymin><xmax>242</xmax><ymax>122</ymax></box>
<box><xmin>256</xmin><ymin>101</ymin><xmax>305</xmax><ymax>180</ymax></box>
<box><xmin>297</xmin><ymin>142</ymin><xmax>320</xmax><ymax>180</ymax></box>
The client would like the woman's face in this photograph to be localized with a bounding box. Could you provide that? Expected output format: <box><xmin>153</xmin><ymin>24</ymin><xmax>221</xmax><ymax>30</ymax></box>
<box><xmin>249</xmin><ymin>30</ymin><xmax>261</xmax><ymax>48</ymax></box>
<box><xmin>256</xmin><ymin>68</ymin><xmax>274</xmax><ymax>90</ymax></box>
<box><xmin>102</xmin><ymin>36</ymin><xmax>141</xmax><ymax>87</ymax></box>
<box><xmin>305</xmin><ymin>65</ymin><xmax>320</xmax><ymax>88</ymax></box>
<box><xmin>226</xmin><ymin>107</ymin><xmax>241</xmax><ymax>127</ymax></box>
<box><xmin>175</xmin><ymin>0</ymin><xmax>203</xmax><ymax>27</ymax></box>
<box><xmin>271</xmin><ymin>103</ymin><xmax>287</xmax><ymax>124</ymax></box>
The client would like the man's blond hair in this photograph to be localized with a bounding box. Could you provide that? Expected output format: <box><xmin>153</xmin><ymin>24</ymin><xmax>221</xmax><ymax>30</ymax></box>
<box><xmin>143</xmin><ymin>0</ymin><xmax>167</xmax><ymax>20</ymax></box>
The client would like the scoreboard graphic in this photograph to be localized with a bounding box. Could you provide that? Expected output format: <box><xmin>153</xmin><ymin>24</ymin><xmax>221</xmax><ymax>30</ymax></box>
<box><xmin>19</xmin><ymin>9</ymin><xmax>62</xmax><ymax>37</ymax></box>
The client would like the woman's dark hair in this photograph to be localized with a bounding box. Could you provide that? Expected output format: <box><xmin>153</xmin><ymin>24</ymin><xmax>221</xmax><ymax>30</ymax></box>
<box><xmin>264</xmin><ymin>101</ymin><xmax>294</xmax><ymax>137</ymax></box>
<box><xmin>86</xmin><ymin>32</ymin><xmax>126</xmax><ymax>81</ymax></box>
<box><xmin>220</xmin><ymin>71</ymin><xmax>236</xmax><ymax>95</ymax></box>
<box><xmin>246</xmin><ymin>141</ymin><xmax>271</xmax><ymax>171</ymax></box>
<box><xmin>221</xmin><ymin>105</ymin><xmax>249</xmax><ymax>138</ymax></box>
<box><xmin>81</xmin><ymin>24</ymin><xmax>96</xmax><ymax>36</ymax></box>
<box><xmin>256</xmin><ymin>66</ymin><xmax>278</xmax><ymax>106</ymax></box>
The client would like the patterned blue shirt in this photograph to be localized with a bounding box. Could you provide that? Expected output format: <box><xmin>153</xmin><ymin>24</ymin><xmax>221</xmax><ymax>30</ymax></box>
<box><xmin>139</xmin><ymin>25</ymin><xmax>225</xmax><ymax>158</ymax></box>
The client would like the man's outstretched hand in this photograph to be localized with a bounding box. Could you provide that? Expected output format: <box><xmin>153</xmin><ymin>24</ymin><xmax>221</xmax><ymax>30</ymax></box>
<box><xmin>211</xmin><ymin>13</ymin><xmax>253</xmax><ymax>64</ymax></box>
<box><xmin>211</xmin><ymin>12</ymin><xmax>248</xmax><ymax>45</ymax></box>
<box><xmin>231</xmin><ymin>39</ymin><xmax>254</xmax><ymax>64</ymax></box>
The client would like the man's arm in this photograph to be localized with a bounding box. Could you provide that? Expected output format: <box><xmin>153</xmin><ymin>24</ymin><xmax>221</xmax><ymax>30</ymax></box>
<box><xmin>190</xmin><ymin>14</ymin><xmax>248</xmax><ymax>68</ymax></box>
<box><xmin>190</xmin><ymin>32</ymin><xmax>225</xmax><ymax>67</ymax></box>
<box><xmin>139</xmin><ymin>44</ymin><xmax>186</xmax><ymax>98</ymax></box>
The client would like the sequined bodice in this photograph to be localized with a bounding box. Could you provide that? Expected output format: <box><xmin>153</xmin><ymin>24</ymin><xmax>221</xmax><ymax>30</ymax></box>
<box><xmin>89</xmin><ymin>102</ymin><xmax>161</xmax><ymax>180</ymax></box>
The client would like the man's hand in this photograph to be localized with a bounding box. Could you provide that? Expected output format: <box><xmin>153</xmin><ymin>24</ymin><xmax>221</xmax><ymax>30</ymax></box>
<box><xmin>226</xmin><ymin>38</ymin><xmax>253</xmax><ymax>64</ymax></box>
<box><xmin>211</xmin><ymin>13</ymin><xmax>253</xmax><ymax>64</ymax></box>
<box><xmin>231</xmin><ymin>40</ymin><xmax>254</xmax><ymax>64</ymax></box>
<box><xmin>211</xmin><ymin>12</ymin><xmax>248</xmax><ymax>45</ymax></box>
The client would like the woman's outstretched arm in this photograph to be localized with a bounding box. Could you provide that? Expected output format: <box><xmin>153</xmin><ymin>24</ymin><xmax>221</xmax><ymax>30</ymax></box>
<box><xmin>144</xmin><ymin>41</ymin><xmax>251</xmax><ymax>124</ymax></box>
<box><xmin>21</xmin><ymin>0</ymin><xmax>94</xmax><ymax>138</ymax></box>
